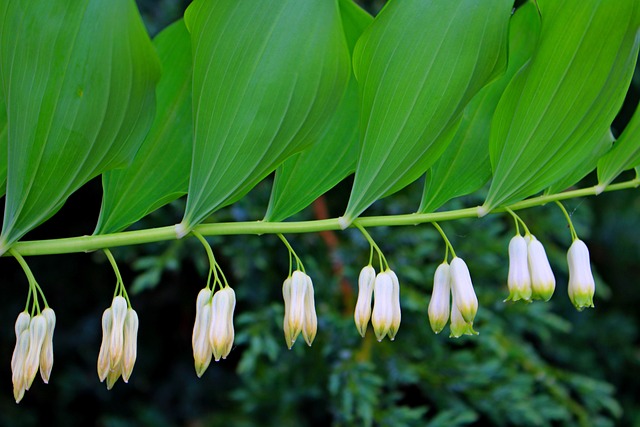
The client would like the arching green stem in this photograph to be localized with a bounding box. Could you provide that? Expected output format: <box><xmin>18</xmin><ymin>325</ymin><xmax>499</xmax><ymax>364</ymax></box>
<box><xmin>278</xmin><ymin>233</ymin><xmax>305</xmax><ymax>273</ymax></box>
<box><xmin>192</xmin><ymin>230</ymin><xmax>220</xmax><ymax>290</ymax></box>
<box><xmin>505</xmin><ymin>207</ymin><xmax>530</xmax><ymax>236</ymax></box>
<box><xmin>104</xmin><ymin>248</ymin><xmax>130</xmax><ymax>307</ymax></box>
<box><xmin>555</xmin><ymin>201</ymin><xmax>579</xmax><ymax>241</ymax></box>
<box><xmin>353</xmin><ymin>221</ymin><xmax>389</xmax><ymax>272</ymax></box>
<box><xmin>10</xmin><ymin>248</ymin><xmax>48</xmax><ymax>312</ymax></box>
<box><xmin>432</xmin><ymin>222</ymin><xmax>456</xmax><ymax>259</ymax></box>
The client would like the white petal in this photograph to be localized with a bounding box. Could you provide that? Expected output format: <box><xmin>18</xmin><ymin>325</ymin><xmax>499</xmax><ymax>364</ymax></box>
<box><xmin>354</xmin><ymin>265</ymin><xmax>375</xmax><ymax>337</ymax></box>
<box><xmin>506</xmin><ymin>235</ymin><xmax>532</xmax><ymax>302</ymax></box>
<box><xmin>428</xmin><ymin>262</ymin><xmax>451</xmax><ymax>334</ymax></box>
<box><xmin>567</xmin><ymin>239</ymin><xmax>595</xmax><ymax>310</ymax></box>
<box><xmin>450</xmin><ymin>257</ymin><xmax>478</xmax><ymax>323</ymax></box>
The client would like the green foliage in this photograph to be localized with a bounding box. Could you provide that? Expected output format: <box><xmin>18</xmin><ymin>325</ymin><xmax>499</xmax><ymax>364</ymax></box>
<box><xmin>0</xmin><ymin>0</ymin><xmax>160</xmax><ymax>251</ymax></box>
<box><xmin>341</xmin><ymin>0</ymin><xmax>511</xmax><ymax>225</ymax></box>
<box><xmin>179</xmin><ymin>0</ymin><xmax>351</xmax><ymax>233</ymax></box>
<box><xmin>263</xmin><ymin>0</ymin><xmax>372</xmax><ymax>222</ymax></box>
<box><xmin>484</xmin><ymin>0</ymin><xmax>640</xmax><ymax>211</ymax></box>
<box><xmin>95</xmin><ymin>20</ymin><xmax>193</xmax><ymax>234</ymax></box>
<box><xmin>419</xmin><ymin>2</ymin><xmax>541</xmax><ymax>213</ymax></box>
<box><xmin>597</xmin><ymin>101</ymin><xmax>640</xmax><ymax>187</ymax></box>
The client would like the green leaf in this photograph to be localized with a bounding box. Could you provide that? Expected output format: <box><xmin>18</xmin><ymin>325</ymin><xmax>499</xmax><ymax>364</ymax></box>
<box><xmin>0</xmin><ymin>87</ymin><xmax>6</xmax><ymax>196</ymax></box>
<box><xmin>340</xmin><ymin>0</ymin><xmax>512</xmax><ymax>226</ymax></box>
<box><xmin>263</xmin><ymin>0</ymin><xmax>372</xmax><ymax>222</ymax></box>
<box><xmin>482</xmin><ymin>0</ymin><xmax>640</xmax><ymax>213</ymax></box>
<box><xmin>597</xmin><ymin>102</ymin><xmax>640</xmax><ymax>188</ymax></box>
<box><xmin>419</xmin><ymin>2</ymin><xmax>541</xmax><ymax>213</ymax></box>
<box><xmin>546</xmin><ymin>129</ymin><xmax>614</xmax><ymax>194</ymax></box>
<box><xmin>95</xmin><ymin>20</ymin><xmax>192</xmax><ymax>234</ymax></box>
<box><xmin>178</xmin><ymin>0</ymin><xmax>351</xmax><ymax>236</ymax></box>
<box><xmin>0</xmin><ymin>0</ymin><xmax>160</xmax><ymax>253</ymax></box>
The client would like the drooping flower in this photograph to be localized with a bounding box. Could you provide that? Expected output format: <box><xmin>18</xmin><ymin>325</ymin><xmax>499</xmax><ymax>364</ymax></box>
<box><xmin>282</xmin><ymin>271</ymin><xmax>317</xmax><ymax>348</ymax></box>
<box><xmin>354</xmin><ymin>265</ymin><xmax>376</xmax><ymax>337</ymax></box>
<box><xmin>567</xmin><ymin>239</ymin><xmax>595</xmax><ymax>310</ymax></box>
<box><xmin>386</xmin><ymin>270</ymin><xmax>401</xmax><ymax>341</ymax></box>
<box><xmin>39</xmin><ymin>307</ymin><xmax>56</xmax><ymax>384</ymax></box>
<box><xmin>192</xmin><ymin>288</ymin><xmax>212</xmax><ymax>377</ymax></box>
<box><xmin>11</xmin><ymin>312</ymin><xmax>31</xmax><ymax>403</ymax></box>
<box><xmin>428</xmin><ymin>262</ymin><xmax>451</xmax><ymax>334</ymax></box>
<box><xmin>371</xmin><ymin>271</ymin><xmax>400</xmax><ymax>342</ymax></box>
<box><xmin>97</xmin><ymin>308</ymin><xmax>113</xmax><ymax>382</ymax></box>
<box><xmin>209</xmin><ymin>286</ymin><xmax>236</xmax><ymax>361</ymax></box>
<box><xmin>505</xmin><ymin>235</ymin><xmax>532</xmax><ymax>302</ymax></box>
<box><xmin>449</xmin><ymin>298</ymin><xmax>478</xmax><ymax>338</ymax></box>
<box><xmin>302</xmin><ymin>275</ymin><xmax>317</xmax><ymax>346</ymax></box>
<box><xmin>450</xmin><ymin>257</ymin><xmax>478</xmax><ymax>323</ymax></box>
<box><xmin>23</xmin><ymin>314</ymin><xmax>47</xmax><ymax>391</ymax></box>
<box><xmin>527</xmin><ymin>235</ymin><xmax>555</xmax><ymax>301</ymax></box>
<box><xmin>98</xmin><ymin>297</ymin><xmax>139</xmax><ymax>388</ymax></box>
<box><xmin>122</xmin><ymin>308</ymin><xmax>139</xmax><ymax>383</ymax></box>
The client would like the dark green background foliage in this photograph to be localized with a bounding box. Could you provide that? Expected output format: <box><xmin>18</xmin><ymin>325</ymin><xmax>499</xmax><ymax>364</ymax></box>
<box><xmin>0</xmin><ymin>1</ymin><xmax>639</xmax><ymax>426</ymax></box>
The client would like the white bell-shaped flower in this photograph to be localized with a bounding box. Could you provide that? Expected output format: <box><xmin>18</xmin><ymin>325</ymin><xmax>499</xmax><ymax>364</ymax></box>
<box><xmin>97</xmin><ymin>308</ymin><xmax>113</xmax><ymax>382</ymax></box>
<box><xmin>506</xmin><ymin>235</ymin><xmax>532</xmax><ymax>302</ymax></box>
<box><xmin>122</xmin><ymin>308</ymin><xmax>139</xmax><ymax>383</ymax></box>
<box><xmin>209</xmin><ymin>286</ymin><xmax>236</xmax><ymax>361</ymax></box>
<box><xmin>371</xmin><ymin>271</ymin><xmax>394</xmax><ymax>341</ymax></box>
<box><xmin>449</xmin><ymin>298</ymin><xmax>478</xmax><ymax>338</ymax></box>
<box><xmin>386</xmin><ymin>270</ymin><xmax>401</xmax><ymax>341</ymax></box>
<box><xmin>302</xmin><ymin>275</ymin><xmax>317</xmax><ymax>346</ymax></box>
<box><xmin>450</xmin><ymin>257</ymin><xmax>478</xmax><ymax>323</ymax></box>
<box><xmin>567</xmin><ymin>239</ymin><xmax>595</xmax><ymax>310</ymax></box>
<box><xmin>354</xmin><ymin>265</ymin><xmax>375</xmax><ymax>337</ymax></box>
<box><xmin>39</xmin><ymin>308</ymin><xmax>56</xmax><ymax>384</ymax></box>
<box><xmin>23</xmin><ymin>315</ymin><xmax>47</xmax><ymax>391</ymax></box>
<box><xmin>428</xmin><ymin>262</ymin><xmax>451</xmax><ymax>334</ymax></box>
<box><xmin>11</xmin><ymin>312</ymin><xmax>31</xmax><ymax>403</ymax></box>
<box><xmin>527</xmin><ymin>235</ymin><xmax>556</xmax><ymax>301</ymax></box>
<box><xmin>109</xmin><ymin>296</ymin><xmax>128</xmax><ymax>369</ymax></box>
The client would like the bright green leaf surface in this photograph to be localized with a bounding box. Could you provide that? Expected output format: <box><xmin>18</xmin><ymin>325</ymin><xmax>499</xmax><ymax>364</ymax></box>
<box><xmin>0</xmin><ymin>0</ymin><xmax>160</xmax><ymax>253</ymax></box>
<box><xmin>483</xmin><ymin>0</ymin><xmax>640</xmax><ymax>212</ymax></box>
<box><xmin>178</xmin><ymin>0</ymin><xmax>351</xmax><ymax>235</ymax></box>
<box><xmin>95</xmin><ymin>20</ymin><xmax>192</xmax><ymax>234</ymax></box>
<box><xmin>263</xmin><ymin>0</ymin><xmax>372</xmax><ymax>222</ymax></box>
<box><xmin>0</xmin><ymin>88</ymin><xmax>6</xmax><ymax>196</ymax></box>
<box><xmin>340</xmin><ymin>0</ymin><xmax>512</xmax><ymax>226</ymax></box>
<box><xmin>597</xmin><ymin>102</ymin><xmax>640</xmax><ymax>188</ymax></box>
<box><xmin>419</xmin><ymin>2</ymin><xmax>541</xmax><ymax>213</ymax></box>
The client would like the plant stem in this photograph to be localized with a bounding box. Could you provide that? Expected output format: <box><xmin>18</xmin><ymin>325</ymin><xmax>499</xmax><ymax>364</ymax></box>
<box><xmin>554</xmin><ymin>201</ymin><xmax>579</xmax><ymax>241</ymax></box>
<box><xmin>4</xmin><ymin>179</ymin><xmax>638</xmax><ymax>257</ymax></box>
<box><xmin>432</xmin><ymin>222</ymin><xmax>456</xmax><ymax>259</ymax></box>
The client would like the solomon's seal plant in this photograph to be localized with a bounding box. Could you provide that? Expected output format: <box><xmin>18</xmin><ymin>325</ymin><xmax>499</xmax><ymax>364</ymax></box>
<box><xmin>0</xmin><ymin>0</ymin><xmax>639</xmax><ymax>415</ymax></box>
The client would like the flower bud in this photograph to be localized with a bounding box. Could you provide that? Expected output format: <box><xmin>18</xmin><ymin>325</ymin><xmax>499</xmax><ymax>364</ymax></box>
<box><xmin>39</xmin><ymin>308</ymin><xmax>56</xmax><ymax>384</ymax></box>
<box><xmin>386</xmin><ymin>270</ymin><xmax>401</xmax><ymax>341</ymax></box>
<box><xmin>288</xmin><ymin>271</ymin><xmax>307</xmax><ymax>344</ymax></box>
<box><xmin>527</xmin><ymin>235</ymin><xmax>555</xmax><ymax>301</ymax></box>
<box><xmin>24</xmin><ymin>315</ymin><xmax>47</xmax><ymax>390</ymax></box>
<box><xmin>209</xmin><ymin>287</ymin><xmax>236</xmax><ymax>361</ymax></box>
<box><xmin>428</xmin><ymin>262</ymin><xmax>451</xmax><ymax>334</ymax></box>
<box><xmin>505</xmin><ymin>235</ymin><xmax>532</xmax><ymax>302</ymax></box>
<box><xmin>567</xmin><ymin>239</ymin><xmax>595</xmax><ymax>310</ymax></box>
<box><xmin>282</xmin><ymin>277</ymin><xmax>293</xmax><ymax>349</ymax></box>
<box><xmin>97</xmin><ymin>308</ymin><xmax>113</xmax><ymax>382</ymax></box>
<box><xmin>302</xmin><ymin>275</ymin><xmax>317</xmax><ymax>346</ymax></box>
<box><xmin>106</xmin><ymin>362</ymin><xmax>122</xmax><ymax>391</ymax></box>
<box><xmin>371</xmin><ymin>272</ymin><xmax>394</xmax><ymax>341</ymax></box>
<box><xmin>193</xmin><ymin>304</ymin><xmax>212</xmax><ymax>377</ymax></box>
<box><xmin>122</xmin><ymin>308</ymin><xmax>139</xmax><ymax>383</ymax></box>
<box><xmin>450</xmin><ymin>257</ymin><xmax>478</xmax><ymax>323</ymax></box>
<box><xmin>12</xmin><ymin>312</ymin><xmax>30</xmax><ymax>373</ymax></box>
<box><xmin>449</xmin><ymin>299</ymin><xmax>478</xmax><ymax>338</ymax></box>
<box><xmin>109</xmin><ymin>296</ymin><xmax>128</xmax><ymax>368</ymax></box>
<box><xmin>192</xmin><ymin>288</ymin><xmax>212</xmax><ymax>349</ymax></box>
<box><xmin>354</xmin><ymin>265</ymin><xmax>375</xmax><ymax>337</ymax></box>
<box><xmin>12</xmin><ymin>329</ymin><xmax>30</xmax><ymax>403</ymax></box>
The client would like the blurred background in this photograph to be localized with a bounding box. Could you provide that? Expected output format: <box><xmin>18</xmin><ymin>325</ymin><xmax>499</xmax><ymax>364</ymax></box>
<box><xmin>1</xmin><ymin>1</ymin><xmax>639</xmax><ymax>426</ymax></box>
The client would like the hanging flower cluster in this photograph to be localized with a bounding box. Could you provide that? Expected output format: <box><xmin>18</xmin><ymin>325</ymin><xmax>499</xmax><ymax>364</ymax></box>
<box><xmin>191</xmin><ymin>232</ymin><xmax>236</xmax><ymax>377</ymax></box>
<box><xmin>97</xmin><ymin>296</ymin><xmax>139</xmax><ymax>389</ymax></box>
<box><xmin>9</xmin><ymin>250</ymin><xmax>56</xmax><ymax>403</ymax></box>
<box><xmin>6</xmin><ymin>203</ymin><xmax>599</xmax><ymax>402</ymax></box>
